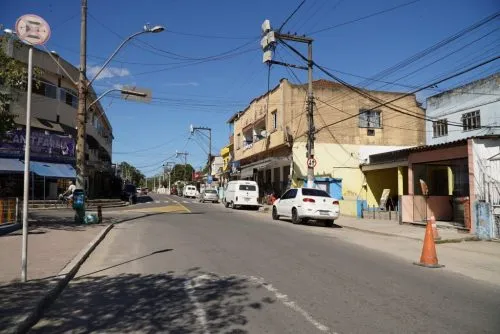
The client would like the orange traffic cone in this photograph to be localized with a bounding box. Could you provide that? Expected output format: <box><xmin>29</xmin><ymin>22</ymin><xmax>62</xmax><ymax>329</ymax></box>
<box><xmin>430</xmin><ymin>215</ymin><xmax>441</xmax><ymax>241</ymax></box>
<box><xmin>413</xmin><ymin>221</ymin><xmax>444</xmax><ymax>268</ymax></box>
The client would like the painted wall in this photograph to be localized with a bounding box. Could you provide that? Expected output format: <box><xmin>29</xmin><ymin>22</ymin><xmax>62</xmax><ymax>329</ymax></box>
<box><xmin>293</xmin><ymin>142</ymin><xmax>412</xmax><ymax>204</ymax></box>
<box><xmin>426</xmin><ymin>73</ymin><xmax>500</xmax><ymax>144</ymax></box>
<box><xmin>364</xmin><ymin>168</ymin><xmax>398</xmax><ymax>207</ymax></box>
<box><xmin>471</xmin><ymin>138</ymin><xmax>500</xmax><ymax>204</ymax></box>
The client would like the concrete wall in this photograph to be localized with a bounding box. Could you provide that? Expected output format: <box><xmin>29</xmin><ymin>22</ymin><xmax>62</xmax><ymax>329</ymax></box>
<box><xmin>471</xmin><ymin>137</ymin><xmax>500</xmax><ymax>204</ymax></box>
<box><xmin>426</xmin><ymin>73</ymin><xmax>500</xmax><ymax>144</ymax></box>
<box><xmin>401</xmin><ymin>195</ymin><xmax>453</xmax><ymax>223</ymax></box>
<box><xmin>364</xmin><ymin>168</ymin><xmax>398</xmax><ymax>207</ymax></box>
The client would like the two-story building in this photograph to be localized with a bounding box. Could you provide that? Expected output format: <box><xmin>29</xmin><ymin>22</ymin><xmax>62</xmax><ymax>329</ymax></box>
<box><xmin>0</xmin><ymin>35</ymin><xmax>114</xmax><ymax>199</ymax></box>
<box><xmin>232</xmin><ymin>78</ymin><xmax>425</xmax><ymax>213</ymax></box>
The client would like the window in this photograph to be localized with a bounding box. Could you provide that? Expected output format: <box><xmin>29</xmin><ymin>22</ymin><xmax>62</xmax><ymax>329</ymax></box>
<box><xmin>281</xmin><ymin>188</ymin><xmax>297</xmax><ymax>199</ymax></box>
<box><xmin>32</xmin><ymin>80</ymin><xmax>57</xmax><ymax>99</ymax></box>
<box><xmin>367</xmin><ymin>129</ymin><xmax>375</xmax><ymax>136</ymax></box>
<box><xmin>432</xmin><ymin>119</ymin><xmax>448</xmax><ymax>137</ymax></box>
<box><xmin>302</xmin><ymin>188</ymin><xmax>330</xmax><ymax>197</ymax></box>
<box><xmin>272</xmin><ymin>110</ymin><xmax>278</xmax><ymax>130</ymax></box>
<box><xmin>462</xmin><ymin>110</ymin><xmax>480</xmax><ymax>131</ymax></box>
<box><xmin>239</xmin><ymin>184</ymin><xmax>256</xmax><ymax>191</ymax></box>
<box><xmin>60</xmin><ymin>88</ymin><xmax>78</xmax><ymax>108</ymax></box>
<box><xmin>359</xmin><ymin>109</ymin><xmax>381</xmax><ymax>128</ymax></box>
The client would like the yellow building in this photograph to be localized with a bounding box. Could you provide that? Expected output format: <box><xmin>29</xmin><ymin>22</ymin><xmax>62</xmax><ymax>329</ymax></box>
<box><xmin>231</xmin><ymin>79</ymin><xmax>425</xmax><ymax>215</ymax></box>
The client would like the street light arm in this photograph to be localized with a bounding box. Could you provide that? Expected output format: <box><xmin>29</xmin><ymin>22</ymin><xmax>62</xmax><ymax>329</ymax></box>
<box><xmin>87</xmin><ymin>30</ymin><xmax>147</xmax><ymax>86</ymax></box>
<box><xmin>88</xmin><ymin>88</ymin><xmax>146</xmax><ymax>110</ymax></box>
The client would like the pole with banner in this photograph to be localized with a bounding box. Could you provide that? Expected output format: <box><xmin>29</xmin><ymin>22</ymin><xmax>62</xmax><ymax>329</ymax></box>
<box><xmin>14</xmin><ymin>14</ymin><xmax>51</xmax><ymax>282</ymax></box>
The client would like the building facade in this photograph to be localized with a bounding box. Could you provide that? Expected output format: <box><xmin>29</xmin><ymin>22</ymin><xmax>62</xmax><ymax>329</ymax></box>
<box><xmin>0</xmin><ymin>36</ymin><xmax>114</xmax><ymax>199</ymax></box>
<box><xmin>231</xmin><ymin>78</ymin><xmax>425</xmax><ymax>212</ymax></box>
<box><xmin>426</xmin><ymin>73</ymin><xmax>500</xmax><ymax>144</ymax></box>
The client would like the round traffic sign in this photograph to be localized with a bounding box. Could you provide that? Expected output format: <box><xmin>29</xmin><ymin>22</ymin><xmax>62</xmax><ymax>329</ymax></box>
<box><xmin>15</xmin><ymin>14</ymin><xmax>51</xmax><ymax>45</ymax></box>
<box><xmin>307</xmin><ymin>158</ymin><xmax>317</xmax><ymax>168</ymax></box>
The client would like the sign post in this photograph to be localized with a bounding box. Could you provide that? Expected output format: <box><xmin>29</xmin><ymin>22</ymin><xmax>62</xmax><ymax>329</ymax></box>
<box><xmin>15</xmin><ymin>14</ymin><xmax>51</xmax><ymax>283</ymax></box>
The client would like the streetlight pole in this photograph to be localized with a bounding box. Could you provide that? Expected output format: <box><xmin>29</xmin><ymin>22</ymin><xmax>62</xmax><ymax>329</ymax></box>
<box><xmin>76</xmin><ymin>0</ymin><xmax>164</xmax><ymax>199</ymax></box>
<box><xmin>190</xmin><ymin>126</ymin><xmax>212</xmax><ymax>182</ymax></box>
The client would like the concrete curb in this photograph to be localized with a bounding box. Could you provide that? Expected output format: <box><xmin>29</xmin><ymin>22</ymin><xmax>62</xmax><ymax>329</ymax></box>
<box><xmin>12</xmin><ymin>223</ymin><xmax>114</xmax><ymax>334</ymax></box>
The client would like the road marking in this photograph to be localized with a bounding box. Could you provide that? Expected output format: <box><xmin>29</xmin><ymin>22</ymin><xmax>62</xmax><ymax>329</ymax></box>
<box><xmin>246</xmin><ymin>275</ymin><xmax>333</xmax><ymax>333</ymax></box>
<box><xmin>184</xmin><ymin>277</ymin><xmax>209</xmax><ymax>334</ymax></box>
<box><xmin>163</xmin><ymin>201</ymin><xmax>169</xmax><ymax>203</ymax></box>
<box><xmin>183</xmin><ymin>200</ymin><xmax>189</xmax><ymax>203</ymax></box>
<box><xmin>123</xmin><ymin>204</ymin><xmax>189</xmax><ymax>214</ymax></box>
<box><xmin>155</xmin><ymin>201</ymin><xmax>160</xmax><ymax>204</ymax></box>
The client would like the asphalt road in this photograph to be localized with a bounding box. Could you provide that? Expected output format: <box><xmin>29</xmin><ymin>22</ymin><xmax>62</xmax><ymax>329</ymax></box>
<box><xmin>33</xmin><ymin>194</ymin><xmax>500</xmax><ymax>333</ymax></box>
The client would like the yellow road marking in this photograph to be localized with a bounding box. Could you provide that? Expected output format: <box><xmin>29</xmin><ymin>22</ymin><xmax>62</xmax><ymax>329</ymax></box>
<box><xmin>124</xmin><ymin>204</ymin><xmax>189</xmax><ymax>214</ymax></box>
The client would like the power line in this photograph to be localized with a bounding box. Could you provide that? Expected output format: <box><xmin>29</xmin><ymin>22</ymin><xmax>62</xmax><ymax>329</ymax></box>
<box><xmin>308</xmin><ymin>0</ymin><xmax>424</xmax><ymax>35</ymax></box>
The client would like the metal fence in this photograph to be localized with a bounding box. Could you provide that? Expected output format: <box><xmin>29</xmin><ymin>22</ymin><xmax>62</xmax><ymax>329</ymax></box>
<box><xmin>0</xmin><ymin>198</ymin><xmax>21</xmax><ymax>225</ymax></box>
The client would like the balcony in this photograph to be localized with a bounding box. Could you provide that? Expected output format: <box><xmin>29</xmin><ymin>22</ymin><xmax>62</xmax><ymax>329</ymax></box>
<box><xmin>235</xmin><ymin>129</ymin><xmax>286</xmax><ymax>161</ymax></box>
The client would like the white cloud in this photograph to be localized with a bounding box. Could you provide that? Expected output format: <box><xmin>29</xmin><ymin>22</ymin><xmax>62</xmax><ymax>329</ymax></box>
<box><xmin>112</xmin><ymin>83</ymin><xmax>124</xmax><ymax>90</ymax></box>
<box><xmin>87</xmin><ymin>65</ymin><xmax>131</xmax><ymax>80</ymax></box>
<box><xmin>164</xmin><ymin>82</ymin><xmax>199</xmax><ymax>87</ymax></box>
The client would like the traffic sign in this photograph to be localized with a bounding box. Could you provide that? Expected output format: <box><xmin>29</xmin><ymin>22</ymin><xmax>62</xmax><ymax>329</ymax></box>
<box><xmin>15</xmin><ymin>14</ymin><xmax>50</xmax><ymax>45</ymax></box>
<box><xmin>307</xmin><ymin>158</ymin><xmax>317</xmax><ymax>168</ymax></box>
<box><xmin>207</xmin><ymin>175</ymin><xmax>213</xmax><ymax>184</ymax></box>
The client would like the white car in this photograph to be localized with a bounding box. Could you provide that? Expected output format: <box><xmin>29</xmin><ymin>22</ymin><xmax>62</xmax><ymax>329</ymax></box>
<box><xmin>272</xmin><ymin>188</ymin><xmax>340</xmax><ymax>227</ymax></box>
<box><xmin>183</xmin><ymin>185</ymin><xmax>197</xmax><ymax>198</ymax></box>
<box><xmin>223</xmin><ymin>180</ymin><xmax>260</xmax><ymax>210</ymax></box>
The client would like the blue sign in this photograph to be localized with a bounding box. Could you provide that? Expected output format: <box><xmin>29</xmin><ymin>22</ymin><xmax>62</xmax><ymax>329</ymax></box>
<box><xmin>207</xmin><ymin>175</ymin><xmax>213</xmax><ymax>184</ymax></box>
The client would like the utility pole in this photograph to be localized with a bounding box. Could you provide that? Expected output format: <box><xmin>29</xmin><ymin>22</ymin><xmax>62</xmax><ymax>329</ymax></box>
<box><xmin>76</xmin><ymin>0</ymin><xmax>87</xmax><ymax>192</ymax></box>
<box><xmin>190</xmin><ymin>125</ymin><xmax>212</xmax><ymax>181</ymax></box>
<box><xmin>176</xmin><ymin>151</ymin><xmax>189</xmax><ymax>181</ymax></box>
<box><xmin>261</xmin><ymin>20</ymin><xmax>315</xmax><ymax>187</ymax></box>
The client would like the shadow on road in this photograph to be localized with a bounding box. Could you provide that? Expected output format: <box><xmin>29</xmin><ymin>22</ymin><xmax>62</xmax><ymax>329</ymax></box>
<box><xmin>136</xmin><ymin>196</ymin><xmax>154</xmax><ymax>204</ymax></box>
<box><xmin>30</xmin><ymin>268</ymin><xmax>274</xmax><ymax>333</ymax></box>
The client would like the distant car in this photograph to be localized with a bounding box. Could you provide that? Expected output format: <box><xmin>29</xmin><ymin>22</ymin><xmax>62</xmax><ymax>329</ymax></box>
<box><xmin>171</xmin><ymin>187</ymin><xmax>178</xmax><ymax>196</ymax></box>
<box><xmin>143</xmin><ymin>187</ymin><xmax>149</xmax><ymax>195</ymax></box>
<box><xmin>136</xmin><ymin>187</ymin><xmax>143</xmax><ymax>195</ymax></box>
<box><xmin>121</xmin><ymin>184</ymin><xmax>138</xmax><ymax>204</ymax></box>
<box><xmin>183</xmin><ymin>185</ymin><xmax>197</xmax><ymax>198</ymax></box>
<box><xmin>199</xmin><ymin>189</ymin><xmax>219</xmax><ymax>203</ymax></box>
<box><xmin>272</xmin><ymin>188</ymin><xmax>340</xmax><ymax>227</ymax></box>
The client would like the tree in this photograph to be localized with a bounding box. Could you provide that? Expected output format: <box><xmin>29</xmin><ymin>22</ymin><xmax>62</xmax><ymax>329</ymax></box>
<box><xmin>119</xmin><ymin>161</ymin><xmax>145</xmax><ymax>186</ymax></box>
<box><xmin>168</xmin><ymin>164</ymin><xmax>194</xmax><ymax>185</ymax></box>
<box><xmin>0</xmin><ymin>37</ymin><xmax>43</xmax><ymax>139</ymax></box>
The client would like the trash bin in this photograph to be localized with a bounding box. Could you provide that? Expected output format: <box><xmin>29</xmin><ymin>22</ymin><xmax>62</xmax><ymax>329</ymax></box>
<box><xmin>73</xmin><ymin>189</ymin><xmax>86</xmax><ymax>224</ymax></box>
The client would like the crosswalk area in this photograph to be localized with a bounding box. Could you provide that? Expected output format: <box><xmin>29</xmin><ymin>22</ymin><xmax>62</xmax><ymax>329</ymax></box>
<box><xmin>136</xmin><ymin>199</ymin><xmax>222</xmax><ymax>206</ymax></box>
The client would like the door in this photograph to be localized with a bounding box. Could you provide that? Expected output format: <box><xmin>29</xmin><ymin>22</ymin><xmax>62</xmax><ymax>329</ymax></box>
<box><xmin>278</xmin><ymin>189</ymin><xmax>297</xmax><ymax>216</ymax></box>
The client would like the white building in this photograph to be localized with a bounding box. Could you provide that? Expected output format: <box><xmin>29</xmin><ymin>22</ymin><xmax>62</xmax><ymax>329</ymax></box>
<box><xmin>426</xmin><ymin>73</ymin><xmax>500</xmax><ymax>145</ymax></box>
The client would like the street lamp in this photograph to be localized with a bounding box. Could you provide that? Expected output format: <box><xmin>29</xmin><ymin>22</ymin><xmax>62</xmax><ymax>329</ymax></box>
<box><xmin>75</xmin><ymin>21</ymin><xmax>164</xmax><ymax>205</ymax></box>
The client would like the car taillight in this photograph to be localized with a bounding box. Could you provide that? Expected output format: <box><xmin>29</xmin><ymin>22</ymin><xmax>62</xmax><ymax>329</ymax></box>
<box><xmin>332</xmin><ymin>200</ymin><xmax>339</xmax><ymax>205</ymax></box>
<box><xmin>303</xmin><ymin>198</ymin><xmax>315</xmax><ymax>203</ymax></box>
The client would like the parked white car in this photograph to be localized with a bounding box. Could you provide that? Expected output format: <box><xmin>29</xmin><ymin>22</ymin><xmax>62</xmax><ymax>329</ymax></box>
<box><xmin>223</xmin><ymin>180</ymin><xmax>260</xmax><ymax>210</ymax></box>
<box><xmin>199</xmin><ymin>189</ymin><xmax>219</xmax><ymax>203</ymax></box>
<box><xmin>272</xmin><ymin>188</ymin><xmax>340</xmax><ymax>227</ymax></box>
<box><xmin>183</xmin><ymin>185</ymin><xmax>197</xmax><ymax>198</ymax></box>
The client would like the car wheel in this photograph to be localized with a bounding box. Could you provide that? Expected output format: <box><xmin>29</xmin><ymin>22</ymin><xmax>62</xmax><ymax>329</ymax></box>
<box><xmin>272</xmin><ymin>206</ymin><xmax>279</xmax><ymax>220</ymax></box>
<box><xmin>231</xmin><ymin>201</ymin><xmax>236</xmax><ymax>209</ymax></box>
<box><xmin>224</xmin><ymin>200</ymin><xmax>229</xmax><ymax>208</ymax></box>
<box><xmin>324</xmin><ymin>220</ymin><xmax>334</xmax><ymax>228</ymax></box>
<box><xmin>291</xmin><ymin>208</ymin><xmax>302</xmax><ymax>225</ymax></box>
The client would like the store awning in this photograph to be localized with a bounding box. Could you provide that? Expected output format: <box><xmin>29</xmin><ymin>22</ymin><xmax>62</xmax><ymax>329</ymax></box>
<box><xmin>30</xmin><ymin>161</ymin><xmax>76</xmax><ymax>178</ymax></box>
<box><xmin>239</xmin><ymin>157</ymin><xmax>291</xmax><ymax>179</ymax></box>
<box><xmin>0</xmin><ymin>158</ymin><xmax>25</xmax><ymax>173</ymax></box>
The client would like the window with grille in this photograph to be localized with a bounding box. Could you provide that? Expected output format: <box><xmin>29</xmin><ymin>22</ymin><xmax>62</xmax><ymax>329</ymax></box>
<box><xmin>359</xmin><ymin>109</ymin><xmax>381</xmax><ymax>128</ymax></box>
<box><xmin>432</xmin><ymin>119</ymin><xmax>448</xmax><ymax>137</ymax></box>
<box><xmin>462</xmin><ymin>110</ymin><xmax>480</xmax><ymax>131</ymax></box>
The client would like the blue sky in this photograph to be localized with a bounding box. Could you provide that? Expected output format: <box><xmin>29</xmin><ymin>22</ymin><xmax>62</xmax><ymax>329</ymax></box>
<box><xmin>1</xmin><ymin>0</ymin><xmax>499</xmax><ymax>176</ymax></box>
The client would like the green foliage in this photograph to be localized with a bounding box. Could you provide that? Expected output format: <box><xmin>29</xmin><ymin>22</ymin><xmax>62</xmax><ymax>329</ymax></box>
<box><xmin>119</xmin><ymin>161</ymin><xmax>145</xmax><ymax>186</ymax></box>
<box><xmin>169</xmin><ymin>164</ymin><xmax>194</xmax><ymax>185</ymax></box>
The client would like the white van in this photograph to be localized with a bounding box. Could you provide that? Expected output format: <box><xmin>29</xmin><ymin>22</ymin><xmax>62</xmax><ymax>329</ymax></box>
<box><xmin>183</xmin><ymin>185</ymin><xmax>197</xmax><ymax>198</ymax></box>
<box><xmin>223</xmin><ymin>180</ymin><xmax>260</xmax><ymax>210</ymax></box>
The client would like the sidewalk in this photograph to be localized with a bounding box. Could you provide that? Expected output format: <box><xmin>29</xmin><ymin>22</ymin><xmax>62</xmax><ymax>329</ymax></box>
<box><xmin>0</xmin><ymin>210</ymin><xmax>112</xmax><ymax>332</ymax></box>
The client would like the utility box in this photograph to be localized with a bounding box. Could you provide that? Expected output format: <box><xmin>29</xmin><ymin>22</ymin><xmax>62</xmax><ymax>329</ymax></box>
<box><xmin>73</xmin><ymin>189</ymin><xmax>85</xmax><ymax>210</ymax></box>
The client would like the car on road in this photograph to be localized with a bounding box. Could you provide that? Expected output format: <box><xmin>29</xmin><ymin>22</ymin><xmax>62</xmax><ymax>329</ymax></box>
<box><xmin>171</xmin><ymin>187</ymin><xmax>178</xmax><ymax>196</ymax></box>
<box><xmin>272</xmin><ymin>187</ymin><xmax>340</xmax><ymax>227</ymax></box>
<box><xmin>199</xmin><ymin>189</ymin><xmax>219</xmax><ymax>203</ymax></box>
<box><xmin>121</xmin><ymin>184</ymin><xmax>138</xmax><ymax>204</ymax></box>
<box><xmin>223</xmin><ymin>180</ymin><xmax>260</xmax><ymax>210</ymax></box>
<box><xmin>183</xmin><ymin>185</ymin><xmax>197</xmax><ymax>198</ymax></box>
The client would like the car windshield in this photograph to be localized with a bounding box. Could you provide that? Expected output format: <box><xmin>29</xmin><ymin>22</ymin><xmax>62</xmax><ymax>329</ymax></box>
<box><xmin>239</xmin><ymin>185</ymin><xmax>256</xmax><ymax>191</ymax></box>
<box><xmin>205</xmin><ymin>190</ymin><xmax>217</xmax><ymax>194</ymax></box>
<box><xmin>302</xmin><ymin>188</ymin><xmax>330</xmax><ymax>197</ymax></box>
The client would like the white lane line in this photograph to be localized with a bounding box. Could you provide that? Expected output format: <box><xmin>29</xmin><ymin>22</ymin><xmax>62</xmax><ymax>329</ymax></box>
<box><xmin>155</xmin><ymin>201</ymin><xmax>160</xmax><ymax>204</ymax></box>
<box><xmin>172</xmin><ymin>200</ymin><xmax>179</xmax><ymax>203</ymax></box>
<box><xmin>246</xmin><ymin>276</ymin><xmax>333</xmax><ymax>333</ymax></box>
<box><xmin>163</xmin><ymin>201</ymin><xmax>169</xmax><ymax>203</ymax></box>
<box><xmin>184</xmin><ymin>277</ymin><xmax>210</xmax><ymax>334</ymax></box>
<box><xmin>183</xmin><ymin>201</ymin><xmax>189</xmax><ymax>203</ymax></box>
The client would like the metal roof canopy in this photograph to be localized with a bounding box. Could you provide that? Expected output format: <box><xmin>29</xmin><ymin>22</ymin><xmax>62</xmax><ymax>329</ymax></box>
<box><xmin>0</xmin><ymin>158</ymin><xmax>25</xmax><ymax>173</ymax></box>
<box><xmin>30</xmin><ymin>161</ymin><xmax>76</xmax><ymax>178</ymax></box>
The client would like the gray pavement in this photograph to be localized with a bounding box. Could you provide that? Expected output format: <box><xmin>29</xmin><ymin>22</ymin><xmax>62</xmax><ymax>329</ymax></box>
<box><xmin>33</xmin><ymin>194</ymin><xmax>500</xmax><ymax>333</ymax></box>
